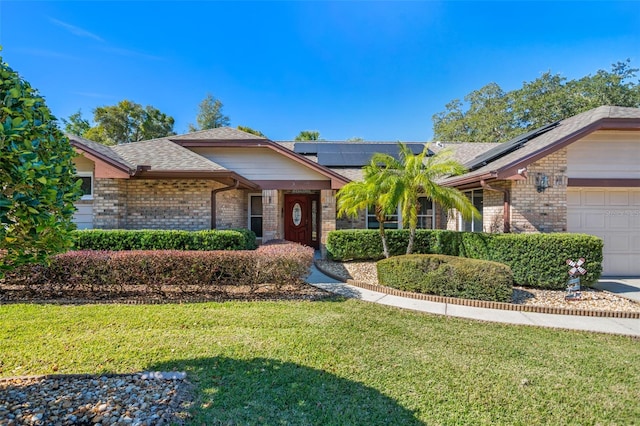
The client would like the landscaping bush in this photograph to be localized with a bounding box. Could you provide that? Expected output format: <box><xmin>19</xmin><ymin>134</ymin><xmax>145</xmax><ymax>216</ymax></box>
<box><xmin>3</xmin><ymin>241</ymin><xmax>313</xmax><ymax>297</ymax></box>
<box><xmin>377</xmin><ymin>254</ymin><xmax>513</xmax><ymax>302</ymax></box>
<box><xmin>72</xmin><ymin>229</ymin><xmax>257</xmax><ymax>251</ymax></box>
<box><xmin>327</xmin><ymin>229</ymin><xmax>603</xmax><ymax>289</ymax></box>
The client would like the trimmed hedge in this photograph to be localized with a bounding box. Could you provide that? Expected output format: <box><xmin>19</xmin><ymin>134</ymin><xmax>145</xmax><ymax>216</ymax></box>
<box><xmin>327</xmin><ymin>229</ymin><xmax>603</xmax><ymax>289</ymax></box>
<box><xmin>377</xmin><ymin>254</ymin><xmax>513</xmax><ymax>302</ymax></box>
<box><xmin>72</xmin><ymin>229</ymin><xmax>257</xmax><ymax>251</ymax></box>
<box><xmin>3</xmin><ymin>242</ymin><xmax>313</xmax><ymax>297</ymax></box>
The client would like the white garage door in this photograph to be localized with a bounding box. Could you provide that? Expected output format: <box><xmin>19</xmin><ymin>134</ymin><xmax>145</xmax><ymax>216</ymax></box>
<box><xmin>73</xmin><ymin>203</ymin><xmax>94</xmax><ymax>230</ymax></box>
<box><xmin>567</xmin><ymin>188</ymin><xmax>640</xmax><ymax>276</ymax></box>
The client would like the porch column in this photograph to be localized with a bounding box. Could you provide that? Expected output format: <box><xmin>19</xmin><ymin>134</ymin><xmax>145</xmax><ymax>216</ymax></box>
<box><xmin>262</xmin><ymin>189</ymin><xmax>281</xmax><ymax>243</ymax></box>
<box><xmin>320</xmin><ymin>189</ymin><xmax>336</xmax><ymax>258</ymax></box>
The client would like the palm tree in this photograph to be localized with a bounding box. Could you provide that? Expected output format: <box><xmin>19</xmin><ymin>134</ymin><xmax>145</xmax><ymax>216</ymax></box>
<box><xmin>372</xmin><ymin>143</ymin><xmax>479</xmax><ymax>255</ymax></box>
<box><xmin>337</xmin><ymin>160</ymin><xmax>399</xmax><ymax>258</ymax></box>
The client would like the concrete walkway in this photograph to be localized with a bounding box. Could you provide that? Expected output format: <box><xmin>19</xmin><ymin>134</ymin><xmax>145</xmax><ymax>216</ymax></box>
<box><xmin>595</xmin><ymin>278</ymin><xmax>640</xmax><ymax>303</ymax></box>
<box><xmin>306</xmin><ymin>265</ymin><xmax>640</xmax><ymax>337</ymax></box>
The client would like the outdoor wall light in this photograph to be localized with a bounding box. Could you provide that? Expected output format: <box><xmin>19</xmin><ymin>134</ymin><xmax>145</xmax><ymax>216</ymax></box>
<box><xmin>536</xmin><ymin>173</ymin><xmax>549</xmax><ymax>193</ymax></box>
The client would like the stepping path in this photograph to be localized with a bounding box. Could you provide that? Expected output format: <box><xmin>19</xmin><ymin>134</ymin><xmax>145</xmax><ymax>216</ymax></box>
<box><xmin>306</xmin><ymin>264</ymin><xmax>640</xmax><ymax>337</ymax></box>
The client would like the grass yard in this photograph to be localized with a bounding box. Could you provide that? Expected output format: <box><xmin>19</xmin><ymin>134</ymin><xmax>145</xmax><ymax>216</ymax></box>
<box><xmin>1</xmin><ymin>298</ymin><xmax>639</xmax><ymax>425</ymax></box>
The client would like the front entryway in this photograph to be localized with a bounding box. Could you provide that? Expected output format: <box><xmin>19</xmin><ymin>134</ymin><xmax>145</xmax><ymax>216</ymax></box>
<box><xmin>284</xmin><ymin>194</ymin><xmax>320</xmax><ymax>249</ymax></box>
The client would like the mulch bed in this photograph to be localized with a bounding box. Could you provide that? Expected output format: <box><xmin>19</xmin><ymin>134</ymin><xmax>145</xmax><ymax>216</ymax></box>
<box><xmin>0</xmin><ymin>283</ymin><xmax>334</xmax><ymax>305</ymax></box>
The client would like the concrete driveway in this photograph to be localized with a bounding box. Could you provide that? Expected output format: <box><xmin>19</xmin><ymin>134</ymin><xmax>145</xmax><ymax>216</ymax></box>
<box><xmin>595</xmin><ymin>278</ymin><xmax>640</xmax><ymax>302</ymax></box>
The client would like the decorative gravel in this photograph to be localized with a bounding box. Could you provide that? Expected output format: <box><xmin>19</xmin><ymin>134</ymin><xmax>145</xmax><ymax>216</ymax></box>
<box><xmin>0</xmin><ymin>373</ymin><xmax>192</xmax><ymax>425</ymax></box>
<box><xmin>316</xmin><ymin>259</ymin><xmax>640</xmax><ymax>313</ymax></box>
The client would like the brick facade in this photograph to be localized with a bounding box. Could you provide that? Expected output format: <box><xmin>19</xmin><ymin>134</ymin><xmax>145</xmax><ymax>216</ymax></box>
<box><xmin>510</xmin><ymin>148</ymin><xmax>567</xmax><ymax>233</ymax></box>
<box><xmin>320</xmin><ymin>189</ymin><xmax>336</xmax><ymax>256</ymax></box>
<box><xmin>93</xmin><ymin>178</ymin><xmax>247</xmax><ymax>231</ymax></box>
<box><xmin>262</xmin><ymin>189</ymin><xmax>282</xmax><ymax>241</ymax></box>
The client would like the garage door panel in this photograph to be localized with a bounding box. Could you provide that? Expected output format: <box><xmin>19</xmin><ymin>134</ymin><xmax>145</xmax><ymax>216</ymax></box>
<box><xmin>608</xmin><ymin>191</ymin><xmax>630</xmax><ymax>205</ymax></box>
<box><xmin>607</xmin><ymin>233</ymin><xmax>630</xmax><ymax>251</ymax></box>
<box><xmin>567</xmin><ymin>188</ymin><xmax>640</xmax><ymax>276</ymax></box>
<box><xmin>609</xmin><ymin>214</ymin><xmax>630</xmax><ymax>229</ymax></box>
<box><xmin>567</xmin><ymin>191</ymin><xmax>581</xmax><ymax>206</ymax></box>
<box><xmin>584</xmin><ymin>190</ymin><xmax>605</xmax><ymax>205</ymax></box>
<box><xmin>584</xmin><ymin>213</ymin><xmax>605</xmax><ymax>229</ymax></box>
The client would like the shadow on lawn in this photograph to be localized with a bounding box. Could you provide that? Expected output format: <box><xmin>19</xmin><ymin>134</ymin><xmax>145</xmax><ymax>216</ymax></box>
<box><xmin>150</xmin><ymin>356</ymin><xmax>423</xmax><ymax>426</ymax></box>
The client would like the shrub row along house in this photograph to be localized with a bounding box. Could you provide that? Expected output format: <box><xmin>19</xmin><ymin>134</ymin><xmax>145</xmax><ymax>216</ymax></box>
<box><xmin>70</xmin><ymin>105</ymin><xmax>640</xmax><ymax>276</ymax></box>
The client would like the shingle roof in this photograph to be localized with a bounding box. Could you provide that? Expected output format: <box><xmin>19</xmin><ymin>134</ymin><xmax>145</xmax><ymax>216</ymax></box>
<box><xmin>444</xmin><ymin>105</ymin><xmax>640</xmax><ymax>184</ymax></box>
<box><xmin>67</xmin><ymin>134</ymin><xmax>135</xmax><ymax>172</ymax></box>
<box><xmin>430</xmin><ymin>142</ymin><xmax>501</xmax><ymax>165</ymax></box>
<box><xmin>170</xmin><ymin>127</ymin><xmax>267</xmax><ymax>141</ymax></box>
<box><xmin>112</xmin><ymin>139</ymin><xmax>226</xmax><ymax>171</ymax></box>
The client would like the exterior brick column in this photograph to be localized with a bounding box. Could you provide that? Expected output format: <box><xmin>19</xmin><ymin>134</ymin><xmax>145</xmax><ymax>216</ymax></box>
<box><xmin>262</xmin><ymin>190</ymin><xmax>281</xmax><ymax>243</ymax></box>
<box><xmin>93</xmin><ymin>178</ymin><xmax>127</xmax><ymax>229</ymax></box>
<box><xmin>320</xmin><ymin>189</ymin><xmax>336</xmax><ymax>258</ymax></box>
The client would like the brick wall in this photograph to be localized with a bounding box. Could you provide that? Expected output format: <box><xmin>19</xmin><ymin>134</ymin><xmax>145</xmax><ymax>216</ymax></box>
<box><xmin>320</xmin><ymin>189</ymin><xmax>336</xmax><ymax>257</ymax></box>
<box><xmin>93</xmin><ymin>178</ymin><xmax>247</xmax><ymax>231</ymax></box>
<box><xmin>510</xmin><ymin>148</ymin><xmax>567</xmax><ymax>233</ymax></box>
<box><xmin>262</xmin><ymin>189</ymin><xmax>282</xmax><ymax>242</ymax></box>
<box><xmin>93</xmin><ymin>178</ymin><xmax>127</xmax><ymax>229</ymax></box>
<box><xmin>482</xmin><ymin>181</ymin><xmax>511</xmax><ymax>233</ymax></box>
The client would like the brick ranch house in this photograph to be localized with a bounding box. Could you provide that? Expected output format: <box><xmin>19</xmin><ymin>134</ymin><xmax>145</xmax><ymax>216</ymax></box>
<box><xmin>69</xmin><ymin>105</ymin><xmax>640</xmax><ymax>276</ymax></box>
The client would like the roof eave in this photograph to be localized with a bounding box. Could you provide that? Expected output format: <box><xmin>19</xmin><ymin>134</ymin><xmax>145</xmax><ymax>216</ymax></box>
<box><xmin>70</xmin><ymin>140</ymin><xmax>134</xmax><ymax>175</ymax></box>
<box><xmin>495</xmin><ymin>117</ymin><xmax>640</xmax><ymax>179</ymax></box>
<box><xmin>132</xmin><ymin>169</ymin><xmax>259</xmax><ymax>189</ymax></box>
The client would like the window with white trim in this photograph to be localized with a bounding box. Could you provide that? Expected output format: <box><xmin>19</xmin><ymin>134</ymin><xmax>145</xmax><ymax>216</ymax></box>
<box><xmin>77</xmin><ymin>172</ymin><xmax>93</xmax><ymax>200</ymax></box>
<box><xmin>248</xmin><ymin>194</ymin><xmax>263</xmax><ymax>238</ymax></box>
<box><xmin>417</xmin><ymin>196</ymin><xmax>435</xmax><ymax>229</ymax></box>
<box><xmin>366</xmin><ymin>205</ymin><xmax>400</xmax><ymax>229</ymax></box>
<box><xmin>459</xmin><ymin>189</ymin><xmax>483</xmax><ymax>232</ymax></box>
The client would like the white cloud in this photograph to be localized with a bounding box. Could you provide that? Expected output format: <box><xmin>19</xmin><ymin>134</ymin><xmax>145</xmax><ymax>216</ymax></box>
<box><xmin>49</xmin><ymin>18</ymin><xmax>104</xmax><ymax>42</ymax></box>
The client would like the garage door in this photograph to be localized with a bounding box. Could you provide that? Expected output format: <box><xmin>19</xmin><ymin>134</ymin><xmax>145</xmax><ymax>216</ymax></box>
<box><xmin>567</xmin><ymin>188</ymin><xmax>640</xmax><ymax>276</ymax></box>
<box><xmin>73</xmin><ymin>203</ymin><xmax>94</xmax><ymax>230</ymax></box>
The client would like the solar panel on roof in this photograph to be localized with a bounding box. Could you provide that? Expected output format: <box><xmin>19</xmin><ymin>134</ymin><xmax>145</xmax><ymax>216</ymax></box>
<box><xmin>464</xmin><ymin>121</ymin><xmax>561</xmax><ymax>171</ymax></box>
<box><xmin>293</xmin><ymin>142</ymin><xmax>319</xmax><ymax>154</ymax></box>
<box><xmin>313</xmin><ymin>143</ymin><xmax>427</xmax><ymax>166</ymax></box>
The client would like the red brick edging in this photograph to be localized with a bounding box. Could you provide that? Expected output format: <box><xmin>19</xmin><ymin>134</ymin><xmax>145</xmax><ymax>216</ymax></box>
<box><xmin>315</xmin><ymin>262</ymin><xmax>640</xmax><ymax>319</ymax></box>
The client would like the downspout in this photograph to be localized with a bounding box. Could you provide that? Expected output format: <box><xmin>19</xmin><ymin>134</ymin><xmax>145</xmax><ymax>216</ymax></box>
<box><xmin>480</xmin><ymin>180</ymin><xmax>511</xmax><ymax>233</ymax></box>
<box><xmin>211</xmin><ymin>179</ymin><xmax>240</xmax><ymax>229</ymax></box>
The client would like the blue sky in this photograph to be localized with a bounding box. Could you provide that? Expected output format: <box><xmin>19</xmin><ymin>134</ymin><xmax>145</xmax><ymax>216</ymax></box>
<box><xmin>1</xmin><ymin>1</ymin><xmax>639</xmax><ymax>141</ymax></box>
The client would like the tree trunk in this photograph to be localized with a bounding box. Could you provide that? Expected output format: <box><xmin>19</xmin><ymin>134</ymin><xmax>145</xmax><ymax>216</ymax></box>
<box><xmin>378</xmin><ymin>221</ymin><xmax>390</xmax><ymax>259</ymax></box>
<box><xmin>406</xmin><ymin>226</ymin><xmax>416</xmax><ymax>255</ymax></box>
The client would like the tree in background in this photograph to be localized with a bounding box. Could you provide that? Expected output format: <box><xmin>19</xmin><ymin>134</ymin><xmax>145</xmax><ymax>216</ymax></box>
<box><xmin>237</xmin><ymin>125</ymin><xmax>266</xmax><ymax>137</ymax></box>
<box><xmin>0</xmin><ymin>54</ymin><xmax>82</xmax><ymax>276</ymax></box>
<box><xmin>372</xmin><ymin>143</ymin><xmax>479</xmax><ymax>254</ymax></box>
<box><xmin>61</xmin><ymin>101</ymin><xmax>175</xmax><ymax>145</ymax></box>
<box><xmin>189</xmin><ymin>93</ymin><xmax>230</xmax><ymax>132</ymax></box>
<box><xmin>346</xmin><ymin>137</ymin><xmax>365</xmax><ymax>142</ymax></box>
<box><xmin>90</xmin><ymin>100</ymin><xmax>175</xmax><ymax>145</ymax></box>
<box><xmin>294</xmin><ymin>130</ymin><xmax>321</xmax><ymax>141</ymax></box>
<box><xmin>61</xmin><ymin>109</ymin><xmax>91</xmax><ymax>136</ymax></box>
<box><xmin>433</xmin><ymin>60</ymin><xmax>640</xmax><ymax>142</ymax></box>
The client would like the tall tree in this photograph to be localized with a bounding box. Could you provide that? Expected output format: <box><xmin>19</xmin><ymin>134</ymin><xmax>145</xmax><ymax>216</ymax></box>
<box><xmin>337</xmin><ymin>159</ymin><xmax>400</xmax><ymax>258</ymax></box>
<box><xmin>1</xmin><ymin>54</ymin><xmax>82</xmax><ymax>275</ymax></box>
<box><xmin>372</xmin><ymin>143</ymin><xmax>479</xmax><ymax>254</ymax></box>
<box><xmin>237</xmin><ymin>125</ymin><xmax>266</xmax><ymax>137</ymax></box>
<box><xmin>433</xmin><ymin>60</ymin><xmax>640</xmax><ymax>142</ymax></box>
<box><xmin>294</xmin><ymin>130</ymin><xmax>320</xmax><ymax>141</ymax></box>
<box><xmin>61</xmin><ymin>109</ymin><xmax>91</xmax><ymax>136</ymax></box>
<box><xmin>90</xmin><ymin>100</ymin><xmax>175</xmax><ymax>145</ymax></box>
<box><xmin>189</xmin><ymin>93</ymin><xmax>229</xmax><ymax>132</ymax></box>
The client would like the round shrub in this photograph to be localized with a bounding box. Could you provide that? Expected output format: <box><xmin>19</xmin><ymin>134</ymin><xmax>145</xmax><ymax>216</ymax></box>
<box><xmin>377</xmin><ymin>254</ymin><xmax>513</xmax><ymax>302</ymax></box>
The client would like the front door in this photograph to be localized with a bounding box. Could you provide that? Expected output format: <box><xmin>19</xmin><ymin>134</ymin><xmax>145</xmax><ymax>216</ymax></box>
<box><xmin>284</xmin><ymin>194</ymin><xmax>320</xmax><ymax>249</ymax></box>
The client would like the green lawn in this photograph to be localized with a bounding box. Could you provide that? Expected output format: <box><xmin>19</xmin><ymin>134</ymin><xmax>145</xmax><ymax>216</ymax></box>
<box><xmin>1</xmin><ymin>299</ymin><xmax>639</xmax><ymax>425</ymax></box>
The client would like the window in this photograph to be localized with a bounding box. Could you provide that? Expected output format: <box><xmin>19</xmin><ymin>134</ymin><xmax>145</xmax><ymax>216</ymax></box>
<box><xmin>366</xmin><ymin>205</ymin><xmax>400</xmax><ymax>229</ymax></box>
<box><xmin>417</xmin><ymin>196</ymin><xmax>434</xmax><ymax>229</ymax></box>
<box><xmin>78</xmin><ymin>172</ymin><xmax>93</xmax><ymax>200</ymax></box>
<box><xmin>248</xmin><ymin>194</ymin><xmax>263</xmax><ymax>238</ymax></box>
<box><xmin>460</xmin><ymin>189</ymin><xmax>483</xmax><ymax>232</ymax></box>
